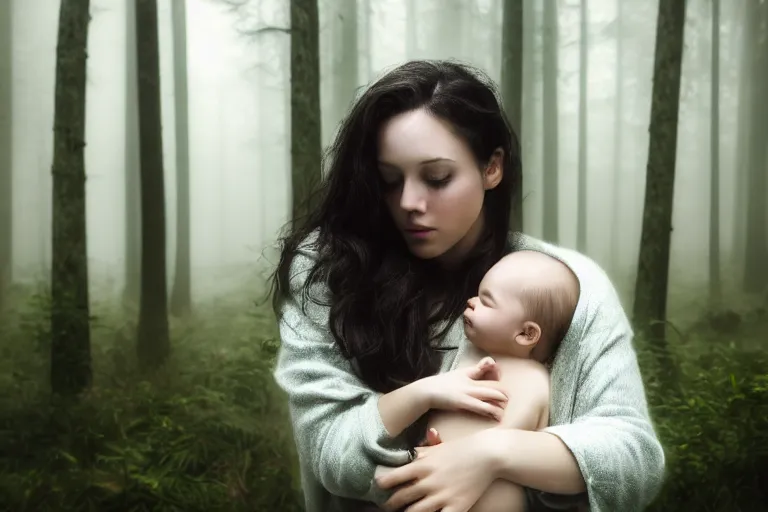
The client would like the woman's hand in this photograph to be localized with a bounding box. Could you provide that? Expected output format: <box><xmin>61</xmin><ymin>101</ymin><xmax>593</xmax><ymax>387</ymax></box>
<box><xmin>376</xmin><ymin>429</ymin><xmax>499</xmax><ymax>512</ymax></box>
<box><xmin>421</xmin><ymin>357</ymin><xmax>508</xmax><ymax>421</ymax></box>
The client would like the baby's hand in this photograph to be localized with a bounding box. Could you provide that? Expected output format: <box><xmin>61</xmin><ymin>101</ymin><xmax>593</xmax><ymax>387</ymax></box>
<box><xmin>420</xmin><ymin>357</ymin><xmax>508</xmax><ymax>421</ymax></box>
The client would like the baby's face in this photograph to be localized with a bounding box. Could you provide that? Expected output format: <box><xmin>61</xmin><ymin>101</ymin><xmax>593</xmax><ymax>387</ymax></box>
<box><xmin>462</xmin><ymin>262</ymin><xmax>527</xmax><ymax>354</ymax></box>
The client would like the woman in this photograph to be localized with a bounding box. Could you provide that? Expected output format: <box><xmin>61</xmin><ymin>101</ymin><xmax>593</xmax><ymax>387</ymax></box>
<box><xmin>270</xmin><ymin>60</ymin><xmax>665</xmax><ymax>512</ymax></box>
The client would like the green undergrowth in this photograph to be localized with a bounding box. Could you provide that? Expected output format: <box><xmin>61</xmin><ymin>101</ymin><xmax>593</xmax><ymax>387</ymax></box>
<box><xmin>0</xmin><ymin>285</ymin><xmax>766</xmax><ymax>511</ymax></box>
<box><xmin>0</xmin><ymin>287</ymin><xmax>302</xmax><ymax>512</ymax></box>
<box><xmin>640</xmin><ymin>306</ymin><xmax>768</xmax><ymax>512</ymax></box>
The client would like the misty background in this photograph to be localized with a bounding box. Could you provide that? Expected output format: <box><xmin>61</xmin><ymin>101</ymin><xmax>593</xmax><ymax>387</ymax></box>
<box><xmin>0</xmin><ymin>0</ymin><xmax>766</xmax><ymax>510</ymax></box>
<box><xmin>5</xmin><ymin>0</ymin><xmax>762</xmax><ymax>321</ymax></box>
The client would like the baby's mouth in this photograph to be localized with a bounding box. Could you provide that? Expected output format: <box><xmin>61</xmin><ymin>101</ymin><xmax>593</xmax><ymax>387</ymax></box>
<box><xmin>463</xmin><ymin>313</ymin><xmax>472</xmax><ymax>327</ymax></box>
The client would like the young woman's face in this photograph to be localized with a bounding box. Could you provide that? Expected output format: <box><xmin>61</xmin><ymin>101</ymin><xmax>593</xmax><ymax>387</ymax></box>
<box><xmin>377</xmin><ymin>108</ymin><xmax>502</xmax><ymax>265</ymax></box>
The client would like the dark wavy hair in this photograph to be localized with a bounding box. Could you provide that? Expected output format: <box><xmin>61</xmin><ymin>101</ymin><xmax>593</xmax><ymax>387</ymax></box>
<box><xmin>270</xmin><ymin>60</ymin><xmax>521</xmax><ymax>393</ymax></box>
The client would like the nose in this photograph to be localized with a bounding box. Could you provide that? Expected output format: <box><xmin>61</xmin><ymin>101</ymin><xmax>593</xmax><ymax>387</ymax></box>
<box><xmin>399</xmin><ymin>179</ymin><xmax>427</xmax><ymax>213</ymax></box>
<box><xmin>466</xmin><ymin>297</ymin><xmax>477</xmax><ymax>310</ymax></box>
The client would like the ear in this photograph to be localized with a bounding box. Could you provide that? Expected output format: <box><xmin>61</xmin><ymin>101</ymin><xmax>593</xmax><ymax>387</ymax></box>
<box><xmin>482</xmin><ymin>148</ymin><xmax>504</xmax><ymax>190</ymax></box>
<box><xmin>514</xmin><ymin>321</ymin><xmax>541</xmax><ymax>347</ymax></box>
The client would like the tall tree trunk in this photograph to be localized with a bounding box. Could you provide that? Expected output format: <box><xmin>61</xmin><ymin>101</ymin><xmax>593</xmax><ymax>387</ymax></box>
<box><xmin>520</xmin><ymin>0</ymin><xmax>536</xmax><ymax>228</ymax></box>
<box><xmin>123</xmin><ymin>0</ymin><xmax>141</xmax><ymax>306</ymax></box>
<box><xmin>576</xmin><ymin>0</ymin><xmax>589</xmax><ymax>253</ymax></box>
<box><xmin>743</xmin><ymin>0</ymin><xmax>768</xmax><ymax>294</ymax></box>
<box><xmin>169</xmin><ymin>0</ymin><xmax>191</xmax><ymax>317</ymax></box>
<box><xmin>709</xmin><ymin>0</ymin><xmax>721</xmax><ymax>305</ymax></box>
<box><xmin>632</xmin><ymin>0</ymin><xmax>686</xmax><ymax>387</ymax></box>
<box><xmin>0</xmin><ymin>0</ymin><xmax>12</xmax><ymax>312</ymax></box>
<box><xmin>331</xmin><ymin>0</ymin><xmax>358</xmax><ymax>136</ymax></box>
<box><xmin>610</xmin><ymin>0</ymin><xmax>624</xmax><ymax>274</ymax></box>
<box><xmin>50</xmin><ymin>0</ymin><xmax>92</xmax><ymax>396</ymax></box>
<box><xmin>501</xmin><ymin>0</ymin><xmax>524</xmax><ymax>233</ymax></box>
<box><xmin>135</xmin><ymin>0</ymin><xmax>170</xmax><ymax>368</ymax></box>
<box><xmin>541</xmin><ymin>0</ymin><xmax>559</xmax><ymax>244</ymax></box>
<box><xmin>290</xmin><ymin>0</ymin><xmax>322</xmax><ymax>227</ymax></box>
<box><xmin>731</xmin><ymin>3</ymin><xmax>751</xmax><ymax>276</ymax></box>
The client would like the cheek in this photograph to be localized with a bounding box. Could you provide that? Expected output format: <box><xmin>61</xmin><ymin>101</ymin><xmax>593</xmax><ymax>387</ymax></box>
<box><xmin>435</xmin><ymin>177</ymin><xmax>484</xmax><ymax>217</ymax></box>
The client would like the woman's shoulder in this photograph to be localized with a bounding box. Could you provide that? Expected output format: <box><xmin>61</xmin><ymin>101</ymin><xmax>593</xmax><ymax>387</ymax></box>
<box><xmin>507</xmin><ymin>233</ymin><xmax>615</xmax><ymax>294</ymax></box>
<box><xmin>283</xmin><ymin>228</ymin><xmax>327</xmax><ymax>297</ymax></box>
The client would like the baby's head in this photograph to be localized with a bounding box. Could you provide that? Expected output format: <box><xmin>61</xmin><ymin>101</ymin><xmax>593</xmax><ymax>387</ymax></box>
<box><xmin>462</xmin><ymin>250</ymin><xmax>579</xmax><ymax>360</ymax></box>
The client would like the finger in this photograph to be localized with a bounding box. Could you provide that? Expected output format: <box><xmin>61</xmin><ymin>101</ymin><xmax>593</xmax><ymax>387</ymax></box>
<box><xmin>441</xmin><ymin>503</ymin><xmax>472</xmax><ymax>512</ymax></box>
<box><xmin>483</xmin><ymin>364</ymin><xmax>502</xmax><ymax>381</ymax></box>
<box><xmin>465</xmin><ymin>357</ymin><xmax>497</xmax><ymax>379</ymax></box>
<box><xmin>414</xmin><ymin>446</ymin><xmax>429</xmax><ymax>459</ymax></box>
<box><xmin>376</xmin><ymin>464</ymin><xmax>420</xmax><ymax>490</ymax></box>
<box><xmin>383</xmin><ymin>481</ymin><xmax>428</xmax><ymax>512</ymax></box>
<box><xmin>425</xmin><ymin>427</ymin><xmax>442</xmax><ymax>446</ymax></box>
<box><xmin>404</xmin><ymin>492</ymin><xmax>445</xmax><ymax>512</ymax></box>
<box><xmin>460</xmin><ymin>397</ymin><xmax>505</xmax><ymax>421</ymax></box>
<box><xmin>467</xmin><ymin>383</ymin><xmax>509</xmax><ymax>402</ymax></box>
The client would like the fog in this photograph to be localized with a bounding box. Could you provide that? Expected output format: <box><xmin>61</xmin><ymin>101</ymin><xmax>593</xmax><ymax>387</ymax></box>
<box><xmin>4</xmin><ymin>0</ymin><xmax>759</xmax><ymax>323</ymax></box>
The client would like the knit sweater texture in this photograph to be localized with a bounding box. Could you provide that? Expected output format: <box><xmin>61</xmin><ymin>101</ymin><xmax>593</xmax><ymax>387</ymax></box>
<box><xmin>273</xmin><ymin>231</ymin><xmax>666</xmax><ymax>511</ymax></box>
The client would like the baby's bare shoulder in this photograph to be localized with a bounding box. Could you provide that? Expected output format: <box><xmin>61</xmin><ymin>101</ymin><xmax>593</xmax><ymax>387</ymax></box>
<box><xmin>493</xmin><ymin>357</ymin><xmax>551</xmax><ymax>396</ymax></box>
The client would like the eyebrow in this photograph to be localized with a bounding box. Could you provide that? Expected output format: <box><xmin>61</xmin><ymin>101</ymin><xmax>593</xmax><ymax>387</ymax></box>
<box><xmin>378</xmin><ymin>157</ymin><xmax>456</xmax><ymax>168</ymax></box>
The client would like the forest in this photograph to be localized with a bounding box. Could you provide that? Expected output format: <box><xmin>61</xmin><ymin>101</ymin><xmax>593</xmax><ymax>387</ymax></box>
<box><xmin>0</xmin><ymin>0</ymin><xmax>766</xmax><ymax>510</ymax></box>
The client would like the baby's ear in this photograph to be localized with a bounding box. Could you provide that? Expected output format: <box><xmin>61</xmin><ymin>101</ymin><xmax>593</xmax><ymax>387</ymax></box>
<box><xmin>515</xmin><ymin>321</ymin><xmax>541</xmax><ymax>347</ymax></box>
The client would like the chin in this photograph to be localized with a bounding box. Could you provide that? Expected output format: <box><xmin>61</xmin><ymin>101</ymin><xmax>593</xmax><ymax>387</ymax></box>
<box><xmin>405</xmin><ymin>242</ymin><xmax>446</xmax><ymax>260</ymax></box>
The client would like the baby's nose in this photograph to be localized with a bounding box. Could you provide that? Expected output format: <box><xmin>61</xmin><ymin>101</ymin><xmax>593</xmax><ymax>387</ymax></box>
<box><xmin>466</xmin><ymin>297</ymin><xmax>476</xmax><ymax>309</ymax></box>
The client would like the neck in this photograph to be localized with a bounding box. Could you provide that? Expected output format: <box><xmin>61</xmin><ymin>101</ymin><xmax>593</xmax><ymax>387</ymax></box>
<box><xmin>438</xmin><ymin>212</ymin><xmax>485</xmax><ymax>269</ymax></box>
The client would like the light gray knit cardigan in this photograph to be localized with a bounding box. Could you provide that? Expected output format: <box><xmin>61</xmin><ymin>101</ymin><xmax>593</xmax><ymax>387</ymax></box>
<box><xmin>273</xmin><ymin>231</ymin><xmax>666</xmax><ymax>512</ymax></box>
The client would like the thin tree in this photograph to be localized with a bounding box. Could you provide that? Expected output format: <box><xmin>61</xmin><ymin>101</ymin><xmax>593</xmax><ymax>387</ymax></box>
<box><xmin>541</xmin><ymin>0</ymin><xmax>559</xmax><ymax>244</ymax></box>
<box><xmin>632</xmin><ymin>0</ymin><xmax>687</xmax><ymax>387</ymax></box>
<box><xmin>290</xmin><ymin>0</ymin><xmax>322</xmax><ymax>227</ymax></box>
<box><xmin>743</xmin><ymin>0</ymin><xmax>768</xmax><ymax>295</ymax></box>
<box><xmin>330</xmin><ymin>0</ymin><xmax>358</xmax><ymax>137</ymax></box>
<box><xmin>609</xmin><ymin>0</ymin><xmax>624</xmax><ymax>274</ymax></box>
<box><xmin>50</xmin><ymin>0</ymin><xmax>93</xmax><ymax>396</ymax></box>
<box><xmin>169</xmin><ymin>0</ymin><xmax>192</xmax><ymax>317</ymax></box>
<box><xmin>501</xmin><ymin>0</ymin><xmax>524</xmax><ymax>232</ymax></box>
<box><xmin>0</xmin><ymin>0</ymin><xmax>12</xmax><ymax>312</ymax></box>
<box><xmin>709</xmin><ymin>0</ymin><xmax>721</xmax><ymax>305</ymax></box>
<box><xmin>135</xmin><ymin>0</ymin><xmax>171</xmax><ymax>368</ymax></box>
<box><xmin>124</xmin><ymin>0</ymin><xmax>141</xmax><ymax>306</ymax></box>
<box><xmin>576</xmin><ymin>0</ymin><xmax>588</xmax><ymax>253</ymax></box>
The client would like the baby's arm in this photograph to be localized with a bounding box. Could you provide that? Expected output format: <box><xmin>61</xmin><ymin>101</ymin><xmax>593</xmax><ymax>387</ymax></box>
<box><xmin>382</xmin><ymin>358</ymin><xmax>509</xmax><ymax>437</ymax></box>
<box><xmin>377</xmin><ymin>378</ymin><xmax>433</xmax><ymax>437</ymax></box>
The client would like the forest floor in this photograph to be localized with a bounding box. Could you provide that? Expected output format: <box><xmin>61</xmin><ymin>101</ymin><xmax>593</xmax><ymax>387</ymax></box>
<box><xmin>0</xmin><ymin>280</ymin><xmax>765</xmax><ymax>512</ymax></box>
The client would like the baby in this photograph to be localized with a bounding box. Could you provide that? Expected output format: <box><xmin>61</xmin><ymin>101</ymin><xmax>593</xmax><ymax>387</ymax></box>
<box><xmin>428</xmin><ymin>250</ymin><xmax>579</xmax><ymax>512</ymax></box>
<box><xmin>372</xmin><ymin>250</ymin><xmax>579</xmax><ymax>512</ymax></box>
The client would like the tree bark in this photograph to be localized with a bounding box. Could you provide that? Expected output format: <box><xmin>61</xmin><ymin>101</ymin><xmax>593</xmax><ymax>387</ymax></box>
<box><xmin>541</xmin><ymin>0</ymin><xmax>559</xmax><ymax>244</ymax></box>
<box><xmin>329</xmin><ymin>0</ymin><xmax>358</xmax><ymax>141</ymax></box>
<box><xmin>610</xmin><ymin>0</ymin><xmax>624</xmax><ymax>274</ymax></box>
<box><xmin>0</xmin><ymin>0</ymin><xmax>12</xmax><ymax>312</ymax></box>
<box><xmin>576</xmin><ymin>0</ymin><xmax>588</xmax><ymax>253</ymax></box>
<box><xmin>709</xmin><ymin>0</ymin><xmax>721</xmax><ymax>305</ymax></box>
<box><xmin>123</xmin><ymin>0</ymin><xmax>141</xmax><ymax>306</ymax></box>
<box><xmin>50</xmin><ymin>0</ymin><xmax>93</xmax><ymax>396</ymax></box>
<box><xmin>290</xmin><ymin>0</ymin><xmax>322</xmax><ymax>228</ymax></box>
<box><xmin>632</xmin><ymin>0</ymin><xmax>686</xmax><ymax>386</ymax></box>
<box><xmin>501</xmin><ymin>0</ymin><xmax>524</xmax><ymax>233</ymax></box>
<box><xmin>135</xmin><ymin>0</ymin><xmax>170</xmax><ymax>368</ymax></box>
<box><xmin>169</xmin><ymin>0</ymin><xmax>192</xmax><ymax>317</ymax></box>
<box><xmin>743</xmin><ymin>0</ymin><xmax>768</xmax><ymax>294</ymax></box>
